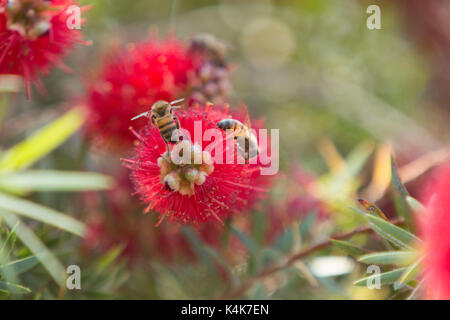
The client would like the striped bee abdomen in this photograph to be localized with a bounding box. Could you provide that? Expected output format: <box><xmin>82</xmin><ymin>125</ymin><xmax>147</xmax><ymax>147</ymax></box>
<box><xmin>157</xmin><ymin>116</ymin><xmax>178</xmax><ymax>142</ymax></box>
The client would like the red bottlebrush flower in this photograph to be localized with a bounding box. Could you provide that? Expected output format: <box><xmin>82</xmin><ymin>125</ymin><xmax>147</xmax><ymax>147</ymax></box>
<box><xmin>420</xmin><ymin>162</ymin><xmax>450</xmax><ymax>299</ymax></box>
<box><xmin>0</xmin><ymin>0</ymin><xmax>84</xmax><ymax>96</ymax></box>
<box><xmin>123</xmin><ymin>103</ymin><xmax>273</xmax><ymax>225</ymax></box>
<box><xmin>83</xmin><ymin>36</ymin><xmax>197</xmax><ymax>151</ymax></box>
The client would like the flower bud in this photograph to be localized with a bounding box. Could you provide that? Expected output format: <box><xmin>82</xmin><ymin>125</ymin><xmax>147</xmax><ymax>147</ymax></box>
<box><xmin>195</xmin><ymin>171</ymin><xmax>207</xmax><ymax>185</ymax></box>
<box><xmin>163</xmin><ymin>172</ymin><xmax>180</xmax><ymax>192</ymax></box>
<box><xmin>185</xmin><ymin>167</ymin><xmax>199</xmax><ymax>183</ymax></box>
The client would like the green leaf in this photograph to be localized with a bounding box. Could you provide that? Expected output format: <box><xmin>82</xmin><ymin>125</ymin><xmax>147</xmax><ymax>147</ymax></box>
<box><xmin>406</xmin><ymin>196</ymin><xmax>426</xmax><ymax>213</ymax></box>
<box><xmin>353</xmin><ymin>267</ymin><xmax>408</xmax><ymax>287</ymax></box>
<box><xmin>229</xmin><ymin>226</ymin><xmax>259</xmax><ymax>255</ymax></box>
<box><xmin>0</xmin><ymin>170</ymin><xmax>114</xmax><ymax>193</ymax></box>
<box><xmin>273</xmin><ymin>226</ymin><xmax>295</xmax><ymax>253</ymax></box>
<box><xmin>0</xmin><ymin>192</ymin><xmax>85</xmax><ymax>237</ymax></box>
<box><xmin>358</xmin><ymin>251</ymin><xmax>417</xmax><ymax>265</ymax></box>
<box><xmin>399</xmin><ymin>259</ymin><xmax>421</xmax><ymax>284</ymax></box>
<box><xmin>0</xmin><ymin>108</ymin><xmax>85</xmax><ymax>173</ymax></box>
<box><xmin>390</xmin><ymin>156</ymin><xmax>413</xmax><ymax>228</ymax></box>
<box><xmin>0</xmin><ymin>281</ymin><xmax>31</xmax><ymax>294</ymax></box>
<box><xmin>0</xmin><ymin>256</ymin><xmax>39</xmax><ymax>275</ymax></box>
<box><xmin>181</xmin><ymin>227</ymin><xmax>219</xmax><ymax>278</ymax></box>
<box><xmin>92</xmin><ymin>245</ymin><xmax>125</xmax><ymax>278</ymax></box>
<box><xmin>330</xmin><ymin>239</ymin><xmax>367</xmax><ymax>258</ymax></box>
<box><xmin>299</xmin><ymin>211</ymin><xmax>317</xmax><ymax>239</ymax></box>
<box><xmin>390</xmin><ymin>155</ymin><xmax>409</xmax><ymax>197</ymax></box>
<box><xmin>0</xmin><ymin>222</ymin><xmax>18</xmax><ymax>258</ymax></box>
<box><xmin>366</xmin><ymin>215</ymin><xmax>420</xmax><ymax>250</ymax></box>
<box><xmin>0</xmin><ymin>211</ymin><xmax>66</xmax><ymax>286</ymax></box>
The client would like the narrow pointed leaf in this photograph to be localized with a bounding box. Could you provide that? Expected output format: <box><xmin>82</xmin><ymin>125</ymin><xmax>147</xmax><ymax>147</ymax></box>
<box><xmin>399</xmin><ymin>259</ymin><xmax>422</xmax><ymax>284</ymax></box>
<box><xmin>406</xmin><ymin>196</ymin><xmax>426</xmax><ymax>213</ymax></box>
<box><xmin>330</xmin><ymin>239</ymin><xmax>367</xmax><ymax>258</ymax></box>
<box><xmin>0</xmin><ymin>192</ymin><xmax>85</xmax><ymax>237</ymax></box>
<box><xmin>0</xmin><ymin>211</ymin><xmax>66</xmax><ymax>285</ymax></box>
<box><xmin>366</xmin><ymin>215</ymin><xmax>420</xmax><ymax>250</ymax></box>
<box><xmin>353</xmin><ymin>267</ymin><xmax>408</xmax><ymax>287</ymax></box>
<box><xmin>358</xmin><ymin>251</ymin><xmax>417</xmax><ymax>265</ymax></box>
<box><xmin>0</xmin><ymin>170</ymin><xmax>114</xmax><ymax>193</ymax></box>
<box><xmin>0</xmin><ymin>255</ymin><xmax>39</xmax><ymax>275</ymax></box>
<box><xmin>0</xmin><ymin>281</ymin><xmax>31</xmax><ymax>294</ymax></box>
<box><xmin>0</xmin><ymin>108</ymin><xmax>85</xmax><ymax>173</ymax></box>
<box><xmin>390</xmin><ymin>155</ymin><xmax>409</xmax><ymax>197</ymax></box>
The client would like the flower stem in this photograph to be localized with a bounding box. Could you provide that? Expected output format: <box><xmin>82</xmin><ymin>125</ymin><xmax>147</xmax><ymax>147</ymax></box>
<box><xmin>221</xmin><ymin>217</ymin><xmax>405</xmax><ymax>299</ymax></box>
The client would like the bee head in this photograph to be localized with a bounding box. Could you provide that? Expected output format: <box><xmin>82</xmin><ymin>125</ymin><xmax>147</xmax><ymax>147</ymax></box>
<box><xmin>151</xmin><ymin>100</ymin><xmax>172</xmax><ymax>117</ymax></box>
<box><xmin>216</xmin><ymin>120</ymin><xmax>225</xmax><ymax>130</ymax></box>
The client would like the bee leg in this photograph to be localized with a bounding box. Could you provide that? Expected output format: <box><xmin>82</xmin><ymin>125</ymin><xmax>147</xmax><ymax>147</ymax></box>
<box><xmin>165</xmin><ymin>141</ymin><xmax>171</xmax><ymax>155</ymax></box>
<box><xmin>245</xmin><ymin>138</ymin><xmax>250</xmax><ymax>164</ymax></box>
<box><xmin>173</xmin><ymin>116</ymin><xmax>182</xmax><ymax>141</ymax></box>
<box><xmin>162</xmin><ymin>136</ymin><xmax>171</xmax><ymax>155</ymax></box>
<box><xmin>173</xmin><ymin>116</ymin><xmax>181</xmax><ymax>129</ymax></box>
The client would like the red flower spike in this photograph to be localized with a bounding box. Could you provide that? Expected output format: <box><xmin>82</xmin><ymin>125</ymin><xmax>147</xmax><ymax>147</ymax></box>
<box><xmin>420</xmin><ymin>162</ymin><xmax>450</xmax><ymax>300</ymax></box>
<box><xmin>0</xmin><ymin>0</ymin><xmax>85</xmax><ymax>97</ymax></box>
<box><xmin>123</xmin><ymin>104</ymin><xmax>273</xmax><ymax>225</ymax></box>
<box><xmin>83</xmin><ymin>36</ymin><xmax>197</xmax><ymax>151</ymax></box>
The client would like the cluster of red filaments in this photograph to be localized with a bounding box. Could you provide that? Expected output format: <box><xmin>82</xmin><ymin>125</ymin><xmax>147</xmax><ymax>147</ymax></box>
<box><xmin>123</xmin><ymin>104</ymin><xmax>269</xmax><ymax>225</ymax></box>
<box><xmin>0</xmin><ymin>0</ymin><xmax>84</xmax><ymax>95</ymax></box>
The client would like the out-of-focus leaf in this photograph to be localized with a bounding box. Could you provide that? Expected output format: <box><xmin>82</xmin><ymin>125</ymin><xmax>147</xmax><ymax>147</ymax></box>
<box><xmin>181</xmin><ymin>227</ymin><xmax>219</xmax><ymax>278</ymax></box>
<box><xmin>399</xmin><ymin>259</ymin><xmax>421</xmax><ymax>284</ymax></box>
<box><xmin>251</xmin><ymin>211</ymin><xmax>266</xmax><ymax>245</ymax></box>
<box><xmin>229</xmin><ymin>226</ymin><xmax>259</xmax><ymax>255</ymax></box>
<box><xmin>0</xmin><ymin>256</ymin><xmax>39</xmax><ymax>275</ymax></box>
<box><xmin>390</xmin><ymin>155</ymin><xmax>409</xmax><ymax>197</ymax></box>
<box><xmin>273</xmin><ymin>226</ymin><xmax>294</xmax><ymax>253</ymax></box>
<box><xmin>330</xmin><ymin>239</ymin><xmax>367</xmax><ymax>258</ymax></box>
<box><xmin>407</xmin><ymin>279</ymin><xmax>424</xmax><ymax>300</ymax></box>
<box><xmin>390</xmin><ymin>156</ymin><xmax>413</xmax><ymax>227</ymax></box>
<box><xmin>366</xmin><ymin>215</ymin><xmax>420</xmax><ymax>250</ymax></box>
<box><xmin>94</xmin><ymin>245</ymin><xmax>125</xmax><ymax>277</ymax></box>
<box><xmin>358</xmin><ymin>251</ymin><xmax>417</xmax><ymax>265</ymax></box>
<box><xmin>320</xmin><ymin>142</ymin><xmax>374</xmax><ymax>200</ymax></box>
<box><xmin>353</xmin><ymin>267</ymin><xmax>408</xmax><ymax>287</ymax></box>
<box><xmin>0</xmin><ymin>108</ymin><xmax>85</xmax><ymax>173</ymax></box>
<box><xmin>0</xmin><ymin>170</ymin><xmax>114</xmax><ymax>193</ymax></box>
<box><xmin>0</xmin><ymin>211</ymin><xmax>66</xmax><ymax>286</ymax></box>
<box><xmin>0</xmin><ymin>281</ymin><xmax>31</xmax><ymax>294</ymax></box>
<box><xmin>0</xmin><ymin>222</ymin><xmax>18</xmax><ymax>258</ymax></box>
<box><xmin>406</xmin><ymin>196</ymin><xmax>426</xmax><ymax>213</ymax></box>
<box><xmin>0</xmin><ymin>192</ymin><xmax>85</xmax><ymax>237</ymax></box>
<box><xmin>298</xmin><ymin>211</ymin><xmax>317</xmax><ymax>239</ymax></box>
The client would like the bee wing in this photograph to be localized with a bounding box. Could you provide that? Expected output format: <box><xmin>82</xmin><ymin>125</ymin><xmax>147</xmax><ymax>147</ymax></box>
<box><xmin>242</xmin><ymin>103</ymin><xmax>252</xmax><ymax>130</ymax></box>
<box><xmin>170</xmin><ymin>98</ymin><xmax>185</xmax><ymax>105</ymax></box>
<box><xmin>131</xmin><ymin>111</ymin><xmax>149</xmax><ymax>121</ymax></box>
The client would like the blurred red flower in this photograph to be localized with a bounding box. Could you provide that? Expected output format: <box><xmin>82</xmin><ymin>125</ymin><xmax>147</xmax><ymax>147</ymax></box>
<box><xmin>421</xmin><ymin>161</ymin><xmax>450</xmax><ymax>299</ymax></box>
<box><xmin>0</xmin><ymin>0</ymin><xmax>84</xmax><ymax>96</ymax></box>
<box><xmin>266</xmin><ymin>164</ymin><xmax>328</xmax><ymax>244</ymax></box>
<box><xmin>83</xmin><ymin>36</ymin><xmax>197</xmax><ymax>151</ymax></box>
<box><xmin>123</xmin><ymin>103</ymin><xmax>273</xmax><ymax>224</ymax></box>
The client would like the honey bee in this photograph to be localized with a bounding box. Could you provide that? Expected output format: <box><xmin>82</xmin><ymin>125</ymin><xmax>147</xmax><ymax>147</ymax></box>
<box><xmin>216</xmin><ymin>107</ymin><xmax>259</xmax><ymax>163</ymax></box>
<box><xmin>131</xmin><ymin>98</ymin><xmax>184</xmax><ymax>154</ymax></box>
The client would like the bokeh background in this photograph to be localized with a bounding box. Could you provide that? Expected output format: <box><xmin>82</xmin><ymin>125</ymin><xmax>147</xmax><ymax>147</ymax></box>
<box><xmin>1</xmin><ymin>0</ymin><xmax>450</xmax><ymax>300</ymax></box>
